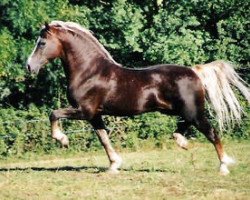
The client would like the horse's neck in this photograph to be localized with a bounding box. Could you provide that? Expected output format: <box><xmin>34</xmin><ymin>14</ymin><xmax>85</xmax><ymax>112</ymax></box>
<box><xmin>59</xmin><ymin>32</ymin><xmax>120</xmax><ymax>87</ymax></box>
<box><xmin>60</xmin><ymin>38</ymin><xmax>105</xmax><ymax>82</ymax></box>
<box><xmin>61</xmin><ymin>55</ymin><xmax>100</xmax><ymax>87</ymax></box>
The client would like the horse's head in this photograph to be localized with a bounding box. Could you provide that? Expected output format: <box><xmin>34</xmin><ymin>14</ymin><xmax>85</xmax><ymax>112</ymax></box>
<box><xmin>27</xmin><ymin>20</ymin><xmax>118</xmax><ymax>74</ymax></box>
<box><xmin>26</xmin><ymin>22</ymin><xmax>62</xmax><ymax>74</ymax></box>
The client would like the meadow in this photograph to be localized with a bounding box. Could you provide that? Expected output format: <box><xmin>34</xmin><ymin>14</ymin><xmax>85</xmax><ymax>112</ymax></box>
<box><xmin>0</xmin><ymin>140</ymin><xmax>249</xmax><ymax>200</ymax></box>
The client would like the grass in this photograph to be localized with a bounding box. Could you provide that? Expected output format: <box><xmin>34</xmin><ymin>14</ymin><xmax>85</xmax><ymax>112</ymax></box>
<box><xmin>0</xmin><ymin>140</ymin><xmax>249</xmax><ymax>200</ymax></box>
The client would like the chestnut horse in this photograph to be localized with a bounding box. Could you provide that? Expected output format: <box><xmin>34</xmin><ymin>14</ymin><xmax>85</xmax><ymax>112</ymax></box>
<box><xmin>26</xmin><ymin>21</ymin><xmax>249</xmax><ymax>175</ymax></box>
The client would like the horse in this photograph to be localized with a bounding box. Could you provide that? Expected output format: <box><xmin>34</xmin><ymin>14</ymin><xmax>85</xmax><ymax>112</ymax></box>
<box><xmin>26</xmin><ymin>21</ymin><xmax>249</xmax><ymax>175</ymax></box>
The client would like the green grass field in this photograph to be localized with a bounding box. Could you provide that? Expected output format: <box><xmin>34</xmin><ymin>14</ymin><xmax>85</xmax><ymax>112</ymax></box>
<box><xmin>0</xmin><ymin>140</ymin><xmax>249</xmax><ymax>200</ymax></box>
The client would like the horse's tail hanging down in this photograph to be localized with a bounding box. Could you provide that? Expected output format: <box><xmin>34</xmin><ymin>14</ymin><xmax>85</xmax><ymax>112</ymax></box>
<box><xmin>192</xmin><ymin>60</ymin><xmax>250</xmax><ymax>131</ymax></box>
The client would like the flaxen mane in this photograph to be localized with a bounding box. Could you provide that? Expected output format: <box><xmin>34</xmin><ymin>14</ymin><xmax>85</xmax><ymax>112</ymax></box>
<box><xmin>49</xmin><ymin>20</ymin><xmax>118</xmax><ymax>64</ymax></box>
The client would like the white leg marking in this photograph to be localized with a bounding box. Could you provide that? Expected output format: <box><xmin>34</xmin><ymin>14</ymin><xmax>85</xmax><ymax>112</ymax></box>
<box><xmin>109</xmin><ymin>153</ymin><xmax>123</xmax><ymax>174</ymax></box>
<box><xmin>52</xmin><ymin>128</ymin><xmax>69</xmax><ymax>147</ymax></box>
<box><xmin>219</xmin><ymin>153</ymin><xmax>236</xmax><ymax>175</ymax></box>
<box><xmin>173</xmin><ymin>133</ymin><xmax>188</xmax><ymax>150</ymax></box>
<box><xmin>220</xmin><ymin>163</ymin><xmax>230</xmax><ymax>176</ymax></box>
<box><xmin>96</xmin><ymin>129</ymin><xmax>122</xmax><ymax>173</ymax></box>
<box><xmin>221</xmin><ymin>153</ymin><xmax>236</xmax><ymax>166</ymax></box>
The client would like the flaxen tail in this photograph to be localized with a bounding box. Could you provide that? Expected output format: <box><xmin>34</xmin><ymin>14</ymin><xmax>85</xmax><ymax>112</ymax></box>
<box><xmin>192</xmin><ymin>60</ymin><xmax>250</xmax><ymax>131</ymax></box>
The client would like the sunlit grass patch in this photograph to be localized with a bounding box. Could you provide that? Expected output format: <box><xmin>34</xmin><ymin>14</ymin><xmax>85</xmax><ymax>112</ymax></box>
<box><xmin>0</xmin><ymin>141</ymin><xmax>249</xmax><ymax>200</ymax></box>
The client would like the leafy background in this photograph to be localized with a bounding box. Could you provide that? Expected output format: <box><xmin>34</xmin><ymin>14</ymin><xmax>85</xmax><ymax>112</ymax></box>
<box><xmin>0</xmin><ymin>0</ymin><xmax>249</xmax><ymax>156</ymax></box>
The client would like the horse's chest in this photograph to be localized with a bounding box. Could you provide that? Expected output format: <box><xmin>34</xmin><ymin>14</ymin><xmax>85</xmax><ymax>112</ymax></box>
<box><xmin>67</xmin><ymin>82</ymin><xmax>108</xmax><ymax>107</ymax></box>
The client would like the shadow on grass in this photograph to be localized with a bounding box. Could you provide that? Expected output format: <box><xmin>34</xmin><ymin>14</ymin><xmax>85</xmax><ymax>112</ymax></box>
<box><xmin>0</xmin><ymin>165</ymin><xmax>172</xmax><ymax>173</ymax></box>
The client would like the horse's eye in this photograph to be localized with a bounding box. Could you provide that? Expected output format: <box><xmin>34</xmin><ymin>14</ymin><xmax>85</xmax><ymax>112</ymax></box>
<box><xmin>38</xmin><ymin>41</ymin><xmax>46</xmax><ymax>46</ymax></box>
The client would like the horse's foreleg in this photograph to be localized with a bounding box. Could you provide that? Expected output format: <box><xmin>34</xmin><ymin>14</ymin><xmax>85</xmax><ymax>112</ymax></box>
<box><xmin>194</xmin><ymin>116</ymin><xmax>235</xmax><ymax>175</ymax></box>
<box><xmin>96</xmin><ymin>129</ymin><xmax>122</xmax><ymax>173</ymax></box>
<box><xmin>50</xmin><ymin>108</ymin><xmax>84</xmax><ymax>148</ymax></box>
<box><xmin>90</xmin><ymin>116</ymin><xmax>122</xmax><ymax>173</ymax></box>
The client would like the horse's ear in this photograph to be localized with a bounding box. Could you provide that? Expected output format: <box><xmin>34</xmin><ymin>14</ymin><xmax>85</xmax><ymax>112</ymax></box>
<box><xmin>44</xmin><ymin>22</ymin><xmax>50</xmax><ymax>31</ymax></box>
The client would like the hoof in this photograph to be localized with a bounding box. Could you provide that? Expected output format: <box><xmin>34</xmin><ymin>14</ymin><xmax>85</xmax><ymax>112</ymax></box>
<box><xmin>62</xmin><ymin>143</ymin><xmax>69</xmax><ymax>149</ymax></box>
<box><xmin>111</xmin><ymin>156</ymin><xmax>122</xmax><ymax>169</ymax></box>
<box><xmin>61</xmin><ymin>135</ymin><xmax>69</xmax><ymax>148</ymax></box>
<box><xmin>108</xmin><ymin>154</ymin><xmax>122</xmax><ymax>174</ymax></box>
<box><xmin>107</xmin><ymin>168</ymin><xmax>120</xmax><ymax>174</ymax></box>
<box><xmin>219</xmin><ymin>163</ymin><xmax>230</xmax><ymax>176</ymax></box>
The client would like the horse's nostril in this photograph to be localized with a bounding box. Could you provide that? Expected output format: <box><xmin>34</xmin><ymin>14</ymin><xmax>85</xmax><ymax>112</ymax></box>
<box><xmin>27</xmin><ymin>64</ymin><xmax>31</xmax><ymax>72</ymax></box>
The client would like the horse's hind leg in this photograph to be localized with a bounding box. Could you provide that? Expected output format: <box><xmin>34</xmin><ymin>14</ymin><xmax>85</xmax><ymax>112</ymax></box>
<box><xmin>194</xmin><ymin>115</ymin><xmax>235</xmax><ymax>175</ymax></box>
<box><xmin>90</xmin><ymin>115</ymin><xmax>122</xmax><ymax>173</ymax></box>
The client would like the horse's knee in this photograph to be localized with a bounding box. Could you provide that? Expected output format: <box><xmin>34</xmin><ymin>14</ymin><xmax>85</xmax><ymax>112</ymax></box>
<box><xmin>50</xmin><ymin>110</ymin><xmax>59</xmax><ymax>121</ymax></box>
<box><xmin>50</xmin><ymin>112</ymin><xmax>56</xmax><ymax>121</ymax></box>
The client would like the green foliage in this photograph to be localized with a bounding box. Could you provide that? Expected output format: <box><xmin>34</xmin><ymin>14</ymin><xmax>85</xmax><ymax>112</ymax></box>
<box><xmin>0</xmin><ymin>28</ymin><xmax>19</xmax><ymax>100</ymax></box>
<box><xmin>87</xmin><ymin>0</ymin><xmax>145</xmax><ymax>66</ymax></box>
<box><xmin>143</xmin><ymin>8</ymin><xmax>209</xmax><ymax>65</ymax></box>
<box><xmin>2</xmin><ymin>0</ymin><xmax>90</xmax><ymax>36</ymax></box>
